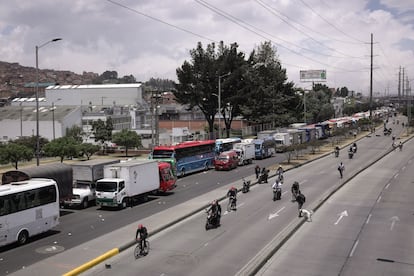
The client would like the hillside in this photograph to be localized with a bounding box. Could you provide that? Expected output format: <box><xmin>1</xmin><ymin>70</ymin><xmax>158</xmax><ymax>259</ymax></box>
<box><xmin>0</xmin><ymin>61</ymin><xmax>99</xmax><ymax>98</ymax></box>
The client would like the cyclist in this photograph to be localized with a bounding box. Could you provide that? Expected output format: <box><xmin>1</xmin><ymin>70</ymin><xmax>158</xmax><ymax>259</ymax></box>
<box><xmin>135</xmin><ymin>224</ymin><xmax>148</xmax><ymax>255</ymax></box>
<box><xmin>227</xmin><ymin>186</ymin><xmax>237</xmax><ymax>210</ymax></box>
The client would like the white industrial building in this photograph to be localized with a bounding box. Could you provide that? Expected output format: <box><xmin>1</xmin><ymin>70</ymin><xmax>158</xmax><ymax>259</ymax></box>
<box><xmin>45</xmin><ymin>83</ymin><xmax>143</xmax><ymax>107</ymax></box>
<box><xmin>0</xmin><ymin>105</ymin><xmax>81</xmax><ymax>142</ymax></box>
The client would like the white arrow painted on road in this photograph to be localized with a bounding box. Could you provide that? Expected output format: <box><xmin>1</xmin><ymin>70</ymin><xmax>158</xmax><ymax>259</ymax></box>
<box><xmin>268</xmin><ymin>206</ymin><xmax>285</xmax><ymax>220</ymax></box>
<box><xmin>390</xmin><ymin>216</ymin><xmax>400</xmax><ymax>231</ymax></box>
<box><xmin>334</xmin><ymin>210</ymin><xmax>348</xmax><ymax>225</ymax></box>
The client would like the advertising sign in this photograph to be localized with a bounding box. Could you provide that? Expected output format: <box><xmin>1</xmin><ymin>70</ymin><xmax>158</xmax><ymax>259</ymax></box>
<box><xmin>300</xmin><ymin>70</ymin><xmax>327</xmax><ymax>82</ymax></box>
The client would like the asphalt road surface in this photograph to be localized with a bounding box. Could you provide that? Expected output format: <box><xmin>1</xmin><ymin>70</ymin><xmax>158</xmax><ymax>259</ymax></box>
<box><xmin>82</xmin><ymin>124</ymin><xmax>407</xmax><ymax>276</ymax></box>
<box><xmin>257</xmin><ymin>132</ymin><xmax>414</xmax><ymax>276</ymax></box>
<box><xmin>0</xmin><ymin>147</ymin><xmax>285</xmax><ymax>275</ymax></box>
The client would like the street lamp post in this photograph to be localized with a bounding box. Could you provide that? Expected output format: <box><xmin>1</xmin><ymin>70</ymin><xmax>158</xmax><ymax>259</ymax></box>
<box><xmin>20</xmin><ymin>102</ymin><xmax>23</xmax><ymax>137</ymax></box>
<box><xmin>35</xmin><ymin>38</ymin><xmax>62</xmax><ymax>166</ymax></box>
<box><xmin>218</xmin><ymin>72</ymin><xmax>231</xmax><ymax>139</ymax></box>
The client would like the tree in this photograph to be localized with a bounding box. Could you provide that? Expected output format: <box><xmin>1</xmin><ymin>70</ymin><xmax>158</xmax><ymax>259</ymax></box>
<box><xmin>12</xmin><ymin>136</ymin><xmax>49</xmax><ymax>153</ymax></box>
<box><xmin>240</xmin><ymin>41</ymin><xmax>300</xmax><ymax>127</ymax></box>
<box><xmin>43</xmin><ymin>137</ymin><xmax>79</xmax><ymax>162</ymax></box>
<box><xmin>66</xmin><ymin>125</ymin><xmax>84</xmax><ymax>143</ymax></box>
<box><xmin>92</xmin><ymin>118</ymin><xmax>113</xmax><ymax>154</ymax></box>
<box><xmin>175</xmin><ymin>42</ymin><xmax>222</xmax><ymax>139</ymax></box>
<box><xmin>112</xmin><ymin>129</ymin><xmax>142</xmax><ymax>157</ymax></box>
<box><xmin>78</xmin><ymin>143</ymin><xmax>100</xmax><ymax>160</ymax></box>
<box><xmin>0</xmin><ymin>143</ymin><xmax>33</xmax><ymax>169</ymax></box>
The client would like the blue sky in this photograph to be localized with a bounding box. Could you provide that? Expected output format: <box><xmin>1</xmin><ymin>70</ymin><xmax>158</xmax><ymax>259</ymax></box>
<box><xmin>0</xmin><ymin>0</ymin><xmax>413</xmax><ymax>95</ymax></box>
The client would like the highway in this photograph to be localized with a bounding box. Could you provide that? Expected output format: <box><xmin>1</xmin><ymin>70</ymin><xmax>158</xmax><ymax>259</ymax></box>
<box><xmin>81</xmin><ymin>124</ymin><xmax>407</xmax><ymax>276</ymax></box>
<box><xmin>257</xmin><ymin>134</ymin><xmax>414</xmax><ymax>275</ymax></box>
<box><xmin>0</xmin><ymin>147</ymin><xmax>284</xmax><ymax>275</ymax></box>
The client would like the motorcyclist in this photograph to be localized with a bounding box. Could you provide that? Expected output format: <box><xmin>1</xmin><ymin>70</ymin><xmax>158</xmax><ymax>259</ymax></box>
<box><xmin>276</xmin><ymin>165</ymin><xmax>284</xmax><ymax>182</ymax></box>
<box><xmin>260</xmin><ymin>167</ymin><xmax>269</xmax><ymax>183</ymax></box>
<box><xmin>334</xmin><ymin>146</ymin><xmax>340</xmax><ymax>157</ymax></box>
<box><xmin>272</xmin><ymin>179</ymin><xmax>282</xmax><ymax>200</ymax></box>
<box><xmin>227</xmin><ymin>186</ymin><xmax>237</xmax><ymax>210</ymax></box>
<box><xmin>352</xmin><ymin>142</ymin><xmax>357</xmax><ymax>153</ymax></box>
<box><xmin>135</xmin><ymin>224</ymin><xmax>148</xmax><ymax>255</ymax></box>
<box><xmin>207</xmin><ymin>200</ymin><xmax>221</xmax><ymax>226</ymax></box>
<box><xmin>291</xmin><ymin>181</ymin><xmax>300</xmax><ymax>201</ymax></box>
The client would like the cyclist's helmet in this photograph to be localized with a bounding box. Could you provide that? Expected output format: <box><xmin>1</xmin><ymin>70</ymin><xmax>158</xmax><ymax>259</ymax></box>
<box><xmin>138</xmin><ymin>224</ymin><xmax>143</xmax><ymax>229</ymax></box>
<box><xmin>294</xmin><ymin>181</ymin><xmax>299</xmax><ymax>185</ymax></box>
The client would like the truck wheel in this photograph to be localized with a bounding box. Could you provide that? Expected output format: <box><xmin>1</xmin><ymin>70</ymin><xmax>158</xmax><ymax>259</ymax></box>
<box><xmin>81</xmin><ymin>198</ymin><xmax>88</xmax><ymax>209</ymax></box>
<box><xmin>180</xmin><ymin>169</ymin><xmax>185</xmax><ymax>178</ymax></box>
<box><xmin>122</xmin><ymin>198</ymin><xmax>128</xmax><ymax>209</ymax></box>
<box><xmin>17</xmin><ymin>230</ymin><xmax>29</xmax><ymax>245</ymax></box>
<box><xmin>204</xmin><ymin>163</ymin><xmax>209</xmax><ymax>171</ymax></box>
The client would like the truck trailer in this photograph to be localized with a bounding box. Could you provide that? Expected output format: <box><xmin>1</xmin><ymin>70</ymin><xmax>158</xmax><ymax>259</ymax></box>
<box><xmin>233</xmin><ymin>142</ymin><xmax>255</xmax><ymax>165</ymax></box>
<box><xmin>1</xmin><ymin>163</ymin><xmax>73</xmax><ymax>206</ymax></box>
<box><xmin>95</xmin><ymin>159</ymin><xmax>176</xmax><ymax>209</ymax></box>
<box><xmin>64</xmin><ymin>159</ymin><xmax>120</xmax><ymax>209</ymax></box>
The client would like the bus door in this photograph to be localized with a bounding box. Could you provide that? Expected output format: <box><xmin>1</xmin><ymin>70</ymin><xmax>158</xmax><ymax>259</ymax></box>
<box><xmin>0</xmin><ymin>197</ymin><xmax>10</xmax><ymax>245</ymax></box>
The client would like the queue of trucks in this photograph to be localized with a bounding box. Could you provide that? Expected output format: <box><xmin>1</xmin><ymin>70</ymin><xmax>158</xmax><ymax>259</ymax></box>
<box><xmin>1</xmin><ymin>158</ymin><xmax>177</xmax><ymax>210</ymax></box>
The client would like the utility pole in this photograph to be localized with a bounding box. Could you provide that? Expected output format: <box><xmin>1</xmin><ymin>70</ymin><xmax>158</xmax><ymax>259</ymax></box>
<box><xmin>398</xmin><ymin>66</ymin><xmax>401</xmax><ymax>98</ymax></box>
<box><xmin>369</xmin><ymin>33</ymin><xmax>373</xmax><ymax>126</ymax></box>
<box><xmin>402</xmin><ymin>68</ymin><xmax>405</xmax><ymax>98</ymax></box>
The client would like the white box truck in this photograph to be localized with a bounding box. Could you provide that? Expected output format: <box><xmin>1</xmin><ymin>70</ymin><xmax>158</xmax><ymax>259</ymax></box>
<box><xmin>274</xmin><ymin>132</ymin><xmax>291</xmax><ymax>152</ymax></box>
<box><xmin>64</xmin><ymin>159</ymin><xmax>120</xmax><ymax>209</ymax></box>
<box><xmin>95</xmin><ymin>159</ymin><xmax>160</xmax><ymax>209</ymax></box>
<box><xmin>233</xmin><ymin>142</ymin><xmax>255</xmax><ymax>165</ymax></box>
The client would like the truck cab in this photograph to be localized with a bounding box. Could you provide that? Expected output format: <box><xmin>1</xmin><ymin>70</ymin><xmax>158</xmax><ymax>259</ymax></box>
<box><xmin>64</xmin><ymin>180</ymin><xmax>96</xmax><ymax>209</ymax></box>
<box><xmin>95</xmin><ymin>178</ymin><xmax>126</xmax><ymax>208</ymax></box>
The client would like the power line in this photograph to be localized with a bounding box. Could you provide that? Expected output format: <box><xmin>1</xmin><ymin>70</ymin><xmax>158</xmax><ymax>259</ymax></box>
<box><xmin>299</xmin><ymin>0</ymin><xmax>366</xmax><ymax>44</ymax></box>
<box><xmin>106</xmin><ymin>0</ymin><xmax>217</xmax><ymax>43</ymax></box>
<box><xmin>195</xmin><ymin>0</ymin><xmax>366</xmax><ymax>72</ymax></box>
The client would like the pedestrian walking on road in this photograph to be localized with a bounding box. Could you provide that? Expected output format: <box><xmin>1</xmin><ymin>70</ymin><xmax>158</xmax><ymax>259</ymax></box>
<box><xmin>338</xmin><ymin>162</ymin><xmax>345</xmax><ymax>179</ymax></box>
<box><xmin>255</xmin><ymin>165</ymin><xmax>260</xmax><ymax>179</ymax></box>
<box><xmin>296</xmin><ymin>191</ymin><xmax>306</xmax><ymax>217</ymax></box>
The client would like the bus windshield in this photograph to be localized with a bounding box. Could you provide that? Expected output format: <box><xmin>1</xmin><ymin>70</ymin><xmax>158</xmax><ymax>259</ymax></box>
<box><xmin>152</xmin><ymin>150</ymin><xmax>174</xmax><ymax>158</ymax></box>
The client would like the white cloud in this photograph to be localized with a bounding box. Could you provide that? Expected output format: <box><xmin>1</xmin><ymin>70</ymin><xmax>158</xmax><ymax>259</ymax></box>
<box><xmin>0</xmin><ymin>0</ymin><xmax>413</xmax><ymax>95</ymax></box>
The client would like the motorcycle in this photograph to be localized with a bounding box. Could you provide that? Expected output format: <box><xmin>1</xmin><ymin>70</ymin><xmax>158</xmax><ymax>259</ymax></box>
<box><xmin>242</xmin><ymin>177</ymin><xmax>250</xmax><ymax>193</ymax></box>
<box><xmin>205</xmin><ymin>209</ymin><xmax>220</xmax><ymax>230</ymax></box>
<box><xmin>227</xmin><ymin>196</ymin><xmax>237</xmax><ymax>211</ymax></box>
<box><xmin>273</xmin><ymin>187</ymin><xmax>282</xmax><ymax>201</ymax></box>
<box><xmin>348</xmin><ymin>150</ymin><xmax>354</xmax><ymax>159</ymax></box>
<box><xmin>334</xmin><ymin>148</ymin><xmax>339</xmax><ymax>157</ymax></box>
<box><xmin>258</xmin><ymin>170</ymin><xmax>269</xmax><ymax>184</ymax></box>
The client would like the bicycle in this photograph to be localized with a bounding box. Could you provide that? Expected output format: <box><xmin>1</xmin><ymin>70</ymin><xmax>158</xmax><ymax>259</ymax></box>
<box><xmin>134</xmin><ymin>239</ymin><xmax>150</xmax><ymax>259</ymax></box>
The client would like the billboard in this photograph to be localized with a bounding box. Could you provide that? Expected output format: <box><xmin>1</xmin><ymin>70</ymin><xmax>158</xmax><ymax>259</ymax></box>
<box><xmin>300</xmin><ymin>70</ymin><xmax>327</xmax><ymax>82</ymax></box>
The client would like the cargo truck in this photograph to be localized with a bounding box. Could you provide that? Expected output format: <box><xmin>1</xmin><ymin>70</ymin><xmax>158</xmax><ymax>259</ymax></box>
<box><xmin>95</xmin><ymin>159</ymin><xmax>176</xmax><ymax>209</ymax></box>
<box><xmin>1</xmin><ymin>163</ymin><xmax>73</xmax><ymax>206</ymax></box>
<box><xmin>233</xmin><ymin>142</ymin><xmax>255</xmax><ymax>165</ymax></box>
<box><xmin>64</xmin><ymin>159</ymin><xmax>120</xmax><ymax>209</ymax></box>
<box><xmin>274</xmin><ymin>132</ymin><xmax>291</xmax><ymax>152</ymax></box>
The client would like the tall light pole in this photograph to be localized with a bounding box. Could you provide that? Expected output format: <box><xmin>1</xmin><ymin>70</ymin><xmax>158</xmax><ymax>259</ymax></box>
<box><xmin>218</xmin><ymin>72</ymin><xmax>230</xmax><ymax>139</ymax></box>
<box><xmin>36</xmin><ymin>38</ymin><xmax>62</xmax><ymax>166</ymax></box>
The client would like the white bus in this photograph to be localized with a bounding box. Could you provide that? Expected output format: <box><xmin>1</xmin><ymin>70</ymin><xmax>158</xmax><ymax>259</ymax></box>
<box><xmin>0</xmin><ymin>178</ymin><xmax>60</xmax><ymax>247</ymax></box>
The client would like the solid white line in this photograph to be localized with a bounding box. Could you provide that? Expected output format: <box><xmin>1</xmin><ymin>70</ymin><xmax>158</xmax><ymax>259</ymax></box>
<box><xmin>385</xmin><ymin>183</ymin><xmax>390</xmax><ymax>189</ymax></box>
<box><xmin>366</xmin><ymin>214</ymin><xmax>372</xmax><ymax>224</ymax></box>
<box><xmin>349</xmin><ymin>239</ymin><xmax>359</xmax><ymax>257</ymax></box>
<box><xmin>377</xmin><ymin>196</ymin><xmax>382</xmax><ymax>203</ymax></box>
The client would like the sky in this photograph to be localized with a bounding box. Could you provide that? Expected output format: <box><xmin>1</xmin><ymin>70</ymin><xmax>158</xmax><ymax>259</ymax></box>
<box><xmin>1</xmin><ymin>0</ymin><xmax>414</xmax><ymax>96</ymax></box>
